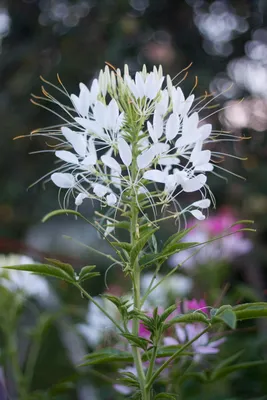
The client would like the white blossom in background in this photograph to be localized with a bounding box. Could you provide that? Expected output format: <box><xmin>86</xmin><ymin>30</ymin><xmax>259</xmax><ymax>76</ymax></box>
<box><xmin>141</xmin><ymin>273</ymin><xmax>193</xmax><ymax>307</ymax></box>
<box><xmin>28</xmin><ymin>64</ymin><xmax>236</xmax><ymax>222</ymax></box>
<box><xmin>0</xmin><ymin>254</ymin><xmax>51</xmax><ymax>300</ymax></box>
<box><xmin>77</xmin><ymin>296</ymin><xmax>118</xmax><ymax>347</ymax></box>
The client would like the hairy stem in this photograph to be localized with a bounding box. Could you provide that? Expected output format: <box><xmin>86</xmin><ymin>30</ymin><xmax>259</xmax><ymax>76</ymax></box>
<box><xmin>130</xmin><ymin>124</ymin><xmax>148</xmax><ymax>399</ymax></box>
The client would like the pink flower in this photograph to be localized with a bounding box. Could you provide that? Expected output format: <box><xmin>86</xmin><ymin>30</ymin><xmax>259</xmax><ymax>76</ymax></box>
<box><xmin>169</xmin><ymin>208</ymin><xmax>252</xmax><ymax>269</ymax></box>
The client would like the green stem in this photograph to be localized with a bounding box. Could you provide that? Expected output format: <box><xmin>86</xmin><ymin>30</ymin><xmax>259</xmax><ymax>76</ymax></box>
<box><xmin>129</xmin><ymin>124</ymin><xmax>148</xmax><ymax>400</ymax></box>
<box><xmin>5</xmin><ymin>330</ymin><xmax>28</xmax><ymax>400</ymax></box>
<box><xmin>146</xmin><ymin>345</ymin><xmax>158</xmax><ymax>382</ymax></box>
<box><xmin>25</xmin><ymin>333</ymin><xmax>42</xmax><ymax>391</ymax></box>
<box><xmin>74</xmin><ymin>283</ymin><xmax>124</xmax><ymax>334</ymax></box>
<box><xmin>131</xmin><ymin>204</ymin><xmax>147</xmax><ymax>399</ymax></box>
<box><xmin>146</xmin><ymin>325</ymin><xmax>210</xmax><ymax>389</ymax></box>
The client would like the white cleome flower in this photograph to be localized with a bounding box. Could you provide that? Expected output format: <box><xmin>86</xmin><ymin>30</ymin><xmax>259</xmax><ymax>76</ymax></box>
<box><xmin>28</xmin><ymin>64</ymin><xmax>237</xmax><ymax>219</ymax></box>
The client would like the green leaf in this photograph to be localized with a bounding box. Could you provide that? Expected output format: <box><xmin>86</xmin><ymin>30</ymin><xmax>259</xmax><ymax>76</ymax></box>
<box><xmin>3</xmin><ymin>264</ymin><xmax>75</xmax><ymax>283</ymax></box>
<box><xmin>163</xmin><ymin>226</ymin><xmax>196</xmax><ymax>249</ymax></box>
<box><xmin>139</xmin><ymin>253</ymin><xmax>167</xmax><ymax>268</ymax></box>
<box><xmin>154</xmin><ymin>394</ymin><xmax>177</xmax><ymax>400</ymax></box>
<box><xmin>161</xmin><ymin>242</ymin><xmax>198</xmax><ymax>257</ymax></box>
<box><xmin>117</xmin><ymin>372</ymin><xmax>140</xmax><ymax>388</ymax></box>
<box><xmin>121</xmin><ymin>333</ymin><xmax>150</xmax><ymax>350</ymax></box>
<box><xmin>159</xmin><ymin>304</ymin><xmax>177</xmax><ymax>323</ymax></box>
<box><xmin>130</xmin><ymin>227</ymin><xmax>159</xmax><ymax>265</ymax></box>
<box><xmin>78</xmin><ymin>265</ymin><xmax>99</xmax><ymax>283</ymax></box>
<box><xmin>165</xmin><ymin>312</ymin><xmax>209</xmax><ymax>329</ymax></box>
<box><xmin>235</xmin><ymin>307</ymin><xmax>267</xmax><ymax>321</ymax></box>
<box><xmin>210</xmin><ymin>360</ymin><xmax>267</xmax><ymax>381</ymax></box>
<box><xmin>45</xmin><ymin>258</ymin><xmax>75</xmax><ymax>279</ymax></box>
<box><xmin>210</xmin><ymin>350</ymin><xmax>244</xmax><ymax>380</ymax></box>
<box><xmin>111</xmin><ymin>241</ymin><xmax>132</xmax><ymax>252</ymax></box>
<box><xmin>108</xmin><ymin>221</ymin><xmax>130</xmax><ymax>230</ymax></box>
<box><xmin>80</xmin><ymin>348</ymin><xmax>133</xmax><ymax>366</ymax></box>
<box><xmin>215</xmin><ymin>308</ymin><xmax>236</xmax><ymax>329</ymax></box>
<box><xmin>42</xmin><ymin>209</ymin><xmax>82</xmax><ymax>222</ymax></box>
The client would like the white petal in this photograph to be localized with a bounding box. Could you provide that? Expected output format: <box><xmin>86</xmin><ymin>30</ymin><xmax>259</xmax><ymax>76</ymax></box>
<box><xmin>94</xmin><ymin>101</ymin><xmax>107</xmax><ymax>126</ymax></box>
<box><xmin>101</xmin><ymin>155</ymin><xmax>121</xmax><ymax>174</ymax></box>
<box><xmin>158</xmin><ymin>156</ymin><xmax>179</xmax><ymax>166</ymax></box>
<box><xmin>153</xmin><ymin>109</ymin><xmax>163</xmax><ymax>140</ymax></box>
<box><xmin>118</xmin><ymin>136</ymin><xmax>132</xmax><ymax>167</ymax></box>
<box><xmin>93</xmin><ymin>183</ymin><xmax>109</xmax><ymax>197</ymax></box>
<box><xmin>182</xmin><ymin>174</ymin><xmax>207</xmax><ymax>192</ymax></box>
<box><xmin>90</xmin><ymin>79</ymin><xmax>99</xmax><ymax>104</ymax></box>
<box><xmin>194</xmin><ymin>163</ymin><xmax>213</xmax><ymax>172</ymax></box>
<box><xmin>182</xmin><ymin>94</ymin><xmax>195</xmax><ymax>116</ymax></box>
<box><xmin>111</xmin><ymin>169</ymin><xmax>121</xmax><ymax>189</ymax></box>
<box><xmin>107</xmin><ymin>99</ymin><xmax>119</xmax><ymax>131</ymax></box>
<box><xmin>104</xmin><ymin>220</ymin><xmax>115</xmax><ymax>237</ymax></box>
<box><xmin>55</xmin><ymin>150</ymin><xmax>79</xmax><ymax>165</ymax></box>
<box><xmin>78</xmin><ymin>82</ymin><xmax>91</xmax><ymax>117</ymax></box>
<box><xmin>75</xmin><ymin>193</ymin><xmax>88</xmax><ymax>206</ymax></box>
<box><xmin>82</xmin><ymin>155</ymin><xmax>97</xmax><ymax>166</ymax></box>
<box><xmin>166</xmin><ymin>112</ymin><xmax>180</xmax><ymax>141</ymax></box>
<box><xmin>147</xmin><ymin>121</ymin><xmax>158</xmax><ymax>144</ymax></box>
<box><xmin>61</xmin><ymin>127</ymin><xmax>86</xmax><ymax>157</ymax></box>
<box><xmin>143</xmin><ymin>169</ymin><xmax>166</xmax><ymax>183</ymax></box>
<box><xmin>193</xmin><ymin>150</ymin><xmax>211</xmax><ymax>166</ymax></box>
<box><xmin>106</xmin><ymin>193</ymin><xmax>117</xmax><ymax>206</ymax></box>
<box><xmin>156</xmin><ymin>89</ymin><xmax>169</xmax><ymax>116</ymax></box>
<box><xmin>51</xmin><ymin>173</ymin><xmax>75</xmax><ymax>188</ymax></box>
<box><xmin>165</xmin><ymin>174</ymin><xmax>177</xmax><ymax>192</ymax></box>
<box><xmin>198</xmin><ymin>124</ymin><xmax>212</xmax><ymax>141</ymax></box>
<box><xmin>125</xmin><ymin>75</ymin><xmax>139</xmax><ymax>99</ymax></box>
<box><xmin>137</xmin><ymin>148</ymin><xmax>155</xmax><ymax>169</ymax></box>
<box><xmin>183</xmin><ymin>112</ymin><xmax>199</xmax><ymax>135</ymax></box>
<box><xmin>172</xmin><ymin>87</ymin><xmax>185</xmax><ymax>113</ymax></box>
<box><xmin>191</xmin><ymin>199</ymin><xmax>211</xmax><ymax>208</ymax></box>
<box><xmin>151</xmin><ymin>142</ymin><xmax>169</xmax><ymax>156</ymax></box>
<box><xmin>135</xmin><ymin>72</ymin><xmax>145</xmax><ymax>98</ymax></box>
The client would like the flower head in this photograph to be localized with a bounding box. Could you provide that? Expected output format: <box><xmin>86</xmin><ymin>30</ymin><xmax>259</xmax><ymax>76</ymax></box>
<box><xmin>28</xmin><ymin>65</ymin><xmax>237</xmax><ymax>221</ymax></box>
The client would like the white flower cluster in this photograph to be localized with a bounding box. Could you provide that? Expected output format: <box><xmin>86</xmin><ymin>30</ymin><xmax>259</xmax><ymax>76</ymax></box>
<box><xmin>33</xmin><ymin>65</ymin><xmax>228</xmax><ymax>220</ymax></box>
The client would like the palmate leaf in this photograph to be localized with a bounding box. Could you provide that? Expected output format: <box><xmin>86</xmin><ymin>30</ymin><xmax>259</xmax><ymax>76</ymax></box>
<box><xmin>163</xmin><ymin>226</ymin><xmax>196</xmax><ymax>249</ymax></box>
<box><xmin>78</xmin><ymin>265</ymin><xmax>99</xmax><ymax>283</ymax></box>
<box><xmin>45</xmin><ymin>258</ymin><xmax>75</xmax><ymax>279</ymax></box>
<box><xmin>3</xmin><ymin>264</ymin><xmax>75</xmax><ymax>283</ymax></box>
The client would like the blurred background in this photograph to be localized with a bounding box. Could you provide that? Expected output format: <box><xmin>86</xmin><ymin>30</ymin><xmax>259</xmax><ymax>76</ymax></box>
<box><xmin>1</xmin><ymin>0</ymin><xmax>267</xmax><ymax>399</ymax></box>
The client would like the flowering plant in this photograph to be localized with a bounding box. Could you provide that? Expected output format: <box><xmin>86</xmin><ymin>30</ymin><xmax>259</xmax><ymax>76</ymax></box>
<box><xmin>4</xmin><ymin>64</ymin><xmax>267</xmax><ymax>399</ymax></box>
